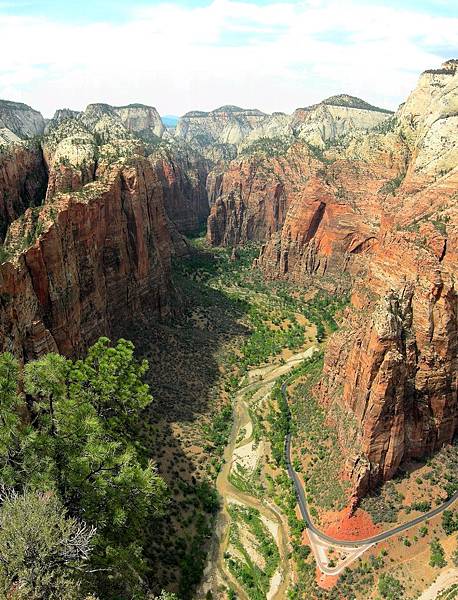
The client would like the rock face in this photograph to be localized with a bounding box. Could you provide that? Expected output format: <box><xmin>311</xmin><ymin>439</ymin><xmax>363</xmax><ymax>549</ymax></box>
<box><xmin>176</xmin><ymin>105</ymin><xmax>267</xmax><ymax>159</ymax></box>
<box><xmin>177</xmin><ymin>96</ymin><xmax>391</xmax><ymax>161</ymax></box>
<box><xmin>207</xmin><ymin>60</ymin><xmax>458</xmax><ymax>496</ymax></box>
<box><xmin>0</xmin><ymin>102</ymin><xmax>211</xmax><ymax>361</ymax></box>
<box><xmin>207</xmin><ymin>141</ymin><xmax>316</xmax><ymax>246</ymax></box>
<box><xmin>0</xmin><ymin>157</ymin><xmax>178</xmax><ymax>361</ymax></box>
<box><xmin>0</xmin><ymin>142</ymin><xmax>48</xmax><ymax>241</ymax></box>
<box><xmin>80</xmin><ymin>103</ymin><xmax>165</xmax><ymax>141</ymax></box>
<box><xmin>0</xmin><ymin>61</ymin><xmax>456</xmax><ymax>497</ymax></box>
<box><xmin>291</xmin><ymin>94</ymin><xmax>392</xmax><ymax>148</ymax></box>
<box><xmin>0</xmin><ymin>100</ymin><xmax>46</xmax><ymax>142</ymax></box>
<box><xmin>280</xmin><ymin>63</ymin><xmax>458</xmax><ymax>495</ymax></box>
<box><xmin>149</xmin><ymin>141</ymin><xmax>210</xmax><ymax>234</ymax></box>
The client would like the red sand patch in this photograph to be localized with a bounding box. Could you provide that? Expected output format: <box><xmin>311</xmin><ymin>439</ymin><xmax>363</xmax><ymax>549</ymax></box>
<box><xmin>302</xmin><ymin>529</ymin><xmax>311</xmax><ymax>545</ymax></box>
<box><xmin>322</xmin><ymin>505</ymin><xmax>380</xmax><ymax>541</ymax></box>
<box><xmin>316</xmin><ymin>568</ymin><xmax>339</xmax><ymax>590</ymax></box>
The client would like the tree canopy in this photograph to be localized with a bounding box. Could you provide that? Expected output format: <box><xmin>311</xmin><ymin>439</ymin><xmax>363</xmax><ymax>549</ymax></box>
<box><xmin>0</xmin><ymin>338</ymin><xmax>169</xmax><ymax>599</ymax></box>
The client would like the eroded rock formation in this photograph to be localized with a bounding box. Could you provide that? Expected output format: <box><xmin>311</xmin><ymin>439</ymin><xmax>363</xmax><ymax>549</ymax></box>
<box><xmin>0</xmin><ymin>142</ymin><xmax>48</xmax><ymax>241</ymax></box>
<box><xmin>0</xmin><ymin>101</ymin><xmax>209</xmax><ymax>360</ymax></box>
<box><xmin>206</xmin><ymin>60</ymin><xmax>458</xmax><ymax>496</ymax></box>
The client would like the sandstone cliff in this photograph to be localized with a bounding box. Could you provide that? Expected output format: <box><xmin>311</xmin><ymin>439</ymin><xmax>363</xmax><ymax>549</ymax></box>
<box><xmin>0</xmin><ymin>157</ymin><xmax>178</xmax><ymax>361</ymax></box>
<box><xmin>0</xmin><ymin>99</ymin><xmax>45</xmax><ymax>143</ymax></box>
<box><xmin>276</xmin><ymin>62</ymin><xmax>458</xmax><ymax>495</ymax></box>
<box><xmin>0</xmin><ymin>102</ymin><xmax>212</xmax><ymax>360</ymax></box>
<box><xmin>177</xmin><ymin>95</ymin><xmax>391</xmax><ymax>162</ymax></box>
<box><xmin>149</xmin><ymin>140</ymin><xmax>210</xmax><ymax>234</ymax></box>
<box><xmin>206</xmin><ymin>60</ymin><xmax>458</xmax><ymax>496</ymax></box>
<box><xmin>0</xmin><ymin>142</ymin><xmax>48</xmax><ymax>241</ymax></box>
<box><xmin>291</xmin><ymin>94</ymin><xmax>392</xmax><ymax>148</ymax></box>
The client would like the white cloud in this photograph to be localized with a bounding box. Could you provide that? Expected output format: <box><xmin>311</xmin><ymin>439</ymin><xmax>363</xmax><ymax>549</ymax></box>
<box><xmin>0</xmin><ymin>0</ymin><xmax>457</xmax><ymax>117</ymax></box>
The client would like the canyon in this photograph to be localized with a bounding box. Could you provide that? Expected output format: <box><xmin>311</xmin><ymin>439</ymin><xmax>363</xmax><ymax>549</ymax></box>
<box><xmin>0</xmin><ymin>59</ymin><xmax>457</xmax><ymax>501</ymax></box>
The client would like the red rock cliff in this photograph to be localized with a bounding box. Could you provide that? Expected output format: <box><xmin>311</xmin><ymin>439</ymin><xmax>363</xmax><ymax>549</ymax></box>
<box><xmin>0</xmin><ymin>157</ymin><xmax>179</xmax><ymax>361</ymax></box>
<box><xmin>0</xmin><ymin>142</ymin><xmax>48</xmax><ymax>241</ymax></box>
<box><xmin>206</xmin><ymin>61</ymin><xmax>458</xmax><ymax>495</ymax></box>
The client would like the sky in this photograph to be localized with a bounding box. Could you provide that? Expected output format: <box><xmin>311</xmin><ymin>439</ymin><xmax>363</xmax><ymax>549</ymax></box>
<box><xmin>0</xmin><ymin>0</ymin><xmax>457</xmax><ymax>118</ymax></box>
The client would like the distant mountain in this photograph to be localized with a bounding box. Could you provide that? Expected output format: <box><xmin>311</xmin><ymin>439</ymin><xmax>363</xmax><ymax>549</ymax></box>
<box><xmin>162</xmin><ymin>115</ymin><xmax>179</xmax><ymax>128</ymax></box>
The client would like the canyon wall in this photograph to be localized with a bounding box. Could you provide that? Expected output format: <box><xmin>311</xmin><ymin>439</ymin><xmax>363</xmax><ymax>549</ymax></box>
<box><xmin>0</xmin><ymin>102</ymin><xmax>211</xmax><ymax>360</ymax></box>
<box><xmin>0</xmin><ymin>142</ymin><xmax>48</xmax><ymax>241</ymax></box>
<box><xmin>206</xmin><ymin>60</ymin><xmax>458</xmax><ymax>495</ymax></box>
<box><xmin>0</xmin><ymin>62</ymin><xmax>456</xmax><ymax>494</ymax></box>
<box><xmin>150</xmin><ymin>141</ymin><xmax>210</xmax><ymax>234</ymax></box>
<box><xmin>0</xmin><ymin>157</ymin><xmax>180</xmax><ymax>361</ymax></box>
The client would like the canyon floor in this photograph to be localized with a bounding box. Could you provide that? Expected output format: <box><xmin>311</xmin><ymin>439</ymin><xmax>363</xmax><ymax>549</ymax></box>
<box><xmin>116</xmin><ymin>236</ymin><xmax>458</xmax><ymax>599</ymax></box>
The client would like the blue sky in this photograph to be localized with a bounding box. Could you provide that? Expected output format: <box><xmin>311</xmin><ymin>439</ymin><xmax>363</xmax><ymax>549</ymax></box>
<box><xmin>0</xmin><ymin>0</ymin><xmax>457</xmax><ymax>116</ymax></box>
<box><xmin>3</xmin><ymin>0</ymin><xmax>457</xmax><ymax>21</ymax></box>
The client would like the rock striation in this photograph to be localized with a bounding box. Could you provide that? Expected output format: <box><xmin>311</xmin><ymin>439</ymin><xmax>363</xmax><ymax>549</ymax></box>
<box><xmin>176</xmin><ymin>95</ymin><xmax>392</xmax><ymax>160</ymax></box>
<box><xmin>0</xmin><ymin>61</ymin><xmax>456</xmax><ymax>497</ymax></box>
<box><xmin>0</xmin><ymin>142</ymin><xmax>48</xmax><ymax>241</ymax></box>
<box><xmin>0</xmin><ymin>101</ymin><xmax>210</xmax><ymax>360</ymax></box>
<box><xmin>149</xmin><ymin>140</ymin><xmax>210</xmax><ymax>234</ymax></box>
<box><xmin>0</xmin><ymin>100</ymin><xmax>46</xmax><ymax>143</ymax></box>
<box><xmin>176</xmin><ymin>105</ymin><xmax>267</xmax><ymax>160</ymax></box>
<box><xmin>206</xmin><ymin>60</ymin><xmax>458</xmax><ymax>496</ymax></box>
<box><xmin>0</xmin><ymin>157</ymin><xmax>178</xmax><ymax>360</ymax></box>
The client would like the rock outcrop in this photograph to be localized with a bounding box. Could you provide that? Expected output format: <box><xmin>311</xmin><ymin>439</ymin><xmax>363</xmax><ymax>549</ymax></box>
<box><xmin>176</xmin><ymin>105</ymin><xmax>267</xmax><ymax>160</ymax></box>
<box><xmin>0</xmin><ymin>156</ymin><xmax>179</xmax><ymax>361</ymax></box>
<box><xmin>0</xmin><ymin>101</ymin><xmax>211</xmax><ymax>360</ymax></box>
<box><xmin>291</xmin><ymin>94</ymin><xmax>392</xmax><ymax>148</ymax></box>
<box><xmin>0</xmin><ymin>100</ymin><xmax>46</xmax><ymax>143</ymax></box>
<box><xmin>206</xmin><ymin>60</ymin><xmax>458</xmax><ymax>496</ymax></box>
<box><xmin>0</xmin><ymin>60</ymin><xmax>456</xmax><ymax>497</ymax></box>
<box><xmin>177</xmin><ymin>96</ymin><xmax>392</xmax><ymax>161</ymax></box>
<box><xmin>0</xmin><ymin>142</ymin><xmax>48</xmax><ymax>241</ymax></box>
<box><xmin>149</xmin><ymin>140</ymin><xmax>210</xmax><ymax>234</ymax></box>
<box><xmin>277</xmin><ymin>62</ymin><xmax>458</xmax><ymax>495</ymax></box>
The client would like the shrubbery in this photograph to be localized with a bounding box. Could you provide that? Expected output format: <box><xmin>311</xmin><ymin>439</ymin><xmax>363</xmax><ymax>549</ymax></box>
<box><xmin>0</xmin><ymin>338</ymin><xmax>168</xmax><ymax>599</ymax></box>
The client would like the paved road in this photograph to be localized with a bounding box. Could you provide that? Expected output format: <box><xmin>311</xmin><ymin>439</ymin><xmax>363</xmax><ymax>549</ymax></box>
<box><xmin>282</xmin><ymin>380</ymin><xmax>458</xmax><ymax>548</ymax></box>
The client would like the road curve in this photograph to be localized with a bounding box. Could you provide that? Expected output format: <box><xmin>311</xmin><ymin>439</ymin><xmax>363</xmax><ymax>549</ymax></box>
<box><xmin>282</xmin><ymin>379</ymin><xmax>458</xmax><ymax>548</ymax></box>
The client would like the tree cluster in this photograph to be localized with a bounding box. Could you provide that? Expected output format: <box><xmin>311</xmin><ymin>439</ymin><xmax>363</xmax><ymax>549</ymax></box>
<box><xmin>0</xmin><ymin>337</ymin><xmax>169</xmax><ymax>599</ymax></box>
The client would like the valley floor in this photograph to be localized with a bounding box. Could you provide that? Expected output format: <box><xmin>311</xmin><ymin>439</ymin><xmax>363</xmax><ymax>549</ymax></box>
<box><xmin>120</xmin><ymin>237</ymin><xmax>458</xmax><ymax>600</ymax></box>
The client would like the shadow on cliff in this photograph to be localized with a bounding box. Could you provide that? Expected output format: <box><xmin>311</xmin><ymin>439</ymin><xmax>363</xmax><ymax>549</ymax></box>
<box><xmin>113</xmin><ymin>245</ymin><xmax>250</xmax><ymax>596</ymax></box>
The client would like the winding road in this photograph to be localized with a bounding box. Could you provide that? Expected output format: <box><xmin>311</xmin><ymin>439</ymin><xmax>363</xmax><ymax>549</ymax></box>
<box><xmin>282</xmin><ymin>379</ymin><xmax>458</xmax><ymax>549</ymax></box>
<box><xmin>201</xmin><ymin>347</ymin><xmax>458</xmax><ymax>595</ymax></box>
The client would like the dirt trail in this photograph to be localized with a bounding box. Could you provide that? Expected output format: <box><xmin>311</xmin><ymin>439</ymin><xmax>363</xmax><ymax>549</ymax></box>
<box><xmin>199</xmin><ymin>348</ymin><xmax>317</xmax><ymax>600</ymax></box>
<box><xmin>416</xmin><ymin>569</ymin><xmax>458</xmax><ymax>600</ymax></box>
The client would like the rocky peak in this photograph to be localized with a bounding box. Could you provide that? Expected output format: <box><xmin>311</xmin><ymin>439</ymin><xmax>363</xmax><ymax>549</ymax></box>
<box><xmin>80</xmin><ymin>103</ymin><xmax>164</xmax><ymax>142</ymax></box>
<box><xmin>175</xmin><ymin>105</ymin><xmax>268</xmax><ymax>159</ymax></box>
<box><xmin>45</xmin><ymin>108</ymin><xmax>81</xmax><ymax>133</ymax></box>
<box><xmin>110</xmin><ymin>103</ymin><xmax>165</xmax><ymax>139</ymax></box>
<box><xmin>322</xmin><ymin>94</ymin><xmax>393</xmax><ymax>113</ymax></box>
<box><xmin>397</xmin><ymin>59</ymin><xmax>458</xmax><ymax>177</ymax></box>
<box><xmin>0</xmin><ymin>99</ymin><xmax>45</xmax><ymax>140</ymax></box>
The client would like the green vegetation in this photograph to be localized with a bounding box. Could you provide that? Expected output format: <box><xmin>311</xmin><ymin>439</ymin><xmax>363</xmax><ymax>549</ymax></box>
<box><xmin>239</xmin><ymin>136</ymin><xmax>291</xmax><ymax>158</ymax></box>
<box><xmin>430</xmin><ymin>538</ymin><xmax>447</xmax><ymax>568</ymax></box>
<box><xmin>361</xmin><ymin>481</ymin><xmax>404</xmax><ymax>524</ymax></box>
<box><xmin>437</xmin><ymin>584</ymin><xmax>458</xmax><ymax>600</ymax></box>
<box><xmin>442</xmin><ymin>509</ymin><xmax>458</xmax><ymax>535</ymax></box>
<box><xmin>378</xmin><ymin>573</ymin><xmax>405</xmax><ymax>599</ymax></box>
<box><xmin>284</xmin><ymin>353</ymin><xmax>350</xmax><ymax>511</ymax></box>
<box><xmin>0</xmin><ymin>489</ymin><xmax>94</xmax><ymax>600</ymax></box>
<box><xmin>229</xmin><ymin>463</ymin><xmax>264</xmax><ymax>497</ymax></box>
<box><xmin>379</xmin><ymin>172</ymin><xmax>406</xmax><ymax>195</ymax></box>
<box><xmin>374</xmin><ymin>116</ymin><xmax>397</xmax><ymax>134</ymax></box>
<box><xmin>411</xmin><ymin>500</ymin><xmax>431</xmax><ymax>512</ymax></box>
<box><xmin>203</xmin><ymin>402</ymin><xmax>233</xmax><ymax>457</ymax></box>
<box><xmin>225</xmin><ymin>505</ymin><xmax>280</xmax><ymax>600</ymax></box>
<box><xmin>0</xmin><ymin>338</ymin><xmax>168</xmax><ymax>599</ymax></box>
<box><xmin>452</xmin><ymin>545</ymin><xmax>458</xmax><ymax>567</ymax></box>
<box><xmin>0</xmin><ymin>243</ymin><xmax>10</xmax><ymax>263</ymax></box>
